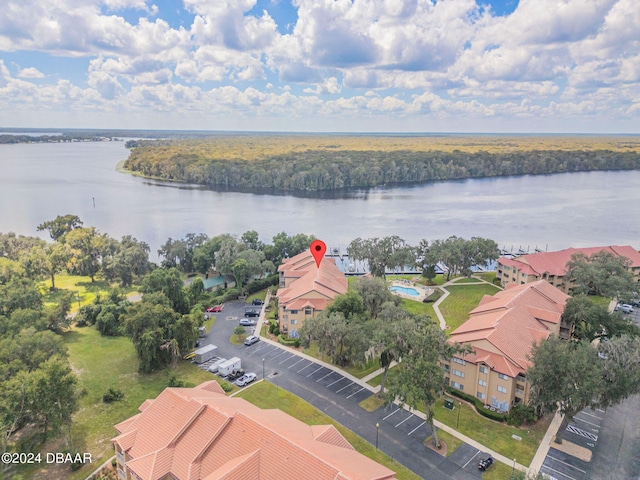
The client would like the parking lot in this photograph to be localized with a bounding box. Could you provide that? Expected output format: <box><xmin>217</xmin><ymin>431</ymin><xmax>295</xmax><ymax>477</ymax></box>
<box><xmin>196</xmin><ymin>301</ymin><xmax>492</xmax><ymax>479</ymax></box>
<box><xmin>540</xmin><ymin>407</ymin><xmax>605</xmax><ymax>480</ymax></box>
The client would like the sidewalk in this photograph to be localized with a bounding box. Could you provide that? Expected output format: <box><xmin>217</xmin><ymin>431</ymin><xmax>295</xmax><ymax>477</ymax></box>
<box><xmin>528</xmin><ymin>410</ymin><xmax>564</xmax><ymax>472</ymax></box>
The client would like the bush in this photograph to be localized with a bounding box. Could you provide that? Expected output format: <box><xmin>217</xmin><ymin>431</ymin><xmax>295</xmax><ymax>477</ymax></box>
<box><xmin>293</xmin><ymin>338</ymin><xmax>300</xmax><ymax>348</ymax></box>
<box><xmin>221</xmin><ymin>288</ymin><xmax>241</xmax><ymax>302</ymax></box>
<box><xmin>245</xmin><ymin>274</ymin><xmax>278</xmax><ymax>294</ymax></box>
<box><xmin>278</xmin><ymin>334</ymin><xmax>296</xmax><ymax>346</ymax></box>
<box><xmin>103</xmin><ymin>388</ymin><xmax>125</xmax><ymax>403</ymax></box>
<box><xmin>220</xmin><ymin>381</ymin><xmax>233</xmax><ymax>392</ymax></box>
<box><xmin>507</xmin><ymin>403</ymin><xmax>537</xmax><ymax>426</ymax></box>
<box><xmin>272</xmin><ymin>326</ymin><xmax>280</xmax><ymax>336</ymax></box>
<box><xmin>447</xmin><ymin>387</ymin><xmax>507</xmax><ymax>422</ymax></box>
<box><xmin>167</xmin><ymin>371</ymin><xmax>186</xmax><ymax>388</ymax></box>
<box><xmin>111</xmin><ymin>458</ymin><xmax>117</xmax><ymax>468</ymax></box>
<box><xmin>493</xmin><ymin>277</ymin><xmax>502</xmax><ymax>286</ymax></box>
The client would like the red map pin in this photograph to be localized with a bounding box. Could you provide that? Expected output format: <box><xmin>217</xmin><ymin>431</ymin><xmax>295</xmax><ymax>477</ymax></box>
<box><xmin>310</xmin><ymin>240</ymin><xmax>327</xmax><ymax>268</ymax></box>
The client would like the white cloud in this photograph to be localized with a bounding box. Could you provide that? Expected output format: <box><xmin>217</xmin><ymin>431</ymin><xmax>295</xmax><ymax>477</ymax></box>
<box><xmin>18</xmin><ymin>67</ymin><xmax>45</xmax><ymax>79</ymax></box>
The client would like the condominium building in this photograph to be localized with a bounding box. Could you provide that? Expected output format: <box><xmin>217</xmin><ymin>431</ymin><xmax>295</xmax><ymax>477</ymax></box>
<box><xmin>443</xmin><ymin>280</ymin><xmax>570</xmax><ymax>412</ymax></box>
<box><xmin>276</xmin><ymin>250</ymin><xmax>348</xmax><ymax>337</ymax></box>
<box><xmin>496</xmin><ymin>245</ymin><xmax>640</xmax><ymax>292</ymax></box>
<box><xmin>112</xmin><ymin>381</ymin><xmax>396</xmax><ymax>480</ymax></box>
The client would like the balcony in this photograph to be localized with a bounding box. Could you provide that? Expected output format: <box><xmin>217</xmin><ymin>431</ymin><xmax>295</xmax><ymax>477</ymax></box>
<box><xmin>515</xmin><ymin>387</ymin><xmax>525</xmax><ymax>397</ymax></box>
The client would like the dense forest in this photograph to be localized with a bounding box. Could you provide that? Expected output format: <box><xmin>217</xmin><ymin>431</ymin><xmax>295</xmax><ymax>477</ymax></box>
<box><xmin>123</xmin><ymin>135</ymin><xmax>640</xmax><ymax>192</ymax></box>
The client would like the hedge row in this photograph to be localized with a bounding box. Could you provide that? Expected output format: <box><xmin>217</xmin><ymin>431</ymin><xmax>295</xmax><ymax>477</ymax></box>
<box><xmin>446</xmin><ymin>387</ymin><xmax>507</xmax><ymax>422</ymax></box>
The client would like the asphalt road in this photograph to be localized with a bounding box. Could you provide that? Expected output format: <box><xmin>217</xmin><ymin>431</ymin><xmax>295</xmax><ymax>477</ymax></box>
<box><xmin>199</xmin><ymin>301</ymin><xmax>485</xmax><ymax>480</ymax></box>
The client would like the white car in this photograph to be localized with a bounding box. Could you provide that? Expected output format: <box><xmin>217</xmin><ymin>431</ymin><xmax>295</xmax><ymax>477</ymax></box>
<box><xmin>616</xmin><ymin>304</ymin><xmax>634</xmax><ymax>314</ymax></box>
<box><xmin>234</xmin><ymin>372</ymin><xmax>257</xmax><ymax>387</ymax></box>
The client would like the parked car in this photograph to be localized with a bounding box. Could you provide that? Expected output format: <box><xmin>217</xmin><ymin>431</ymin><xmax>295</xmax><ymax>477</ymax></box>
<box><xmin>206</xmin><ymin>304</ymin><xmax>222</xmax><ymax>313</ymax></box>
<box><xmin>478</xmin><ymin>456</ymin><xmax>493</xmax><ymax>471</ymax></box>
<box><xmin>244</xmin><ymin>309</ymin><xmax>260</xmax><ymax>318</ymax></box>
<box><xmin>616</xmin><ymin>304</ymin><xmax>634</xmax><ymax>314</ymax></box>
<box><xmin>240</xmin><ymin>318</ymin><xmax>257</xmax><ymax>326</ymax></box>
<box><xmin>227</xmin><ymin>369</ymin><xmax>245</xmax><ymax>381</ymax></box>
<box><xmin>235</xmin><ymin>372</ymin><xmax>257</xmax><ymax>387</ymax></box>
<box><xmin>251</xmin><ymin>299</ymin><xmax>264</xmax><ymax>305</ymax></box>
<box><xmin>244</xmin><ymin>335</ymin><xmax>260</xmax><ymax>346</ymax></box>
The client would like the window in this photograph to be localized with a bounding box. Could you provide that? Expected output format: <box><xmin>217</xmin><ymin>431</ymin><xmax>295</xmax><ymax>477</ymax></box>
<box><xmin>452</xmin><ymin>369</ymin><xmax>465</xmax><ymax>378</ymax></box>
<box><xmin>451</xmin><ymin>382</ymin><xmax>464</xmax><ymax>391</ymax></box>
<box><xmin>497</xmin><ymin>373</ymin><xmax>509</xmax><ymax>381</ymax></box>
<box><xmin>290</xmin><ymin>310</ymin><xmax>298</xmax><ymax>314</ymax></box>
<box><xmin>304</xmin><ymin>308</ymin><xmax>312</xmax><ymax>315</ymax></box>
<box><xmin>290</xmin><ymin>319</ymin><xmax>297</xmax><ymax>325</ymax></box>
<box><xmin>478</xmin><ymin>379</ymin><xmax>487</xmax><ymax>387</ymax></box>
<box><xmin>479</xmin><ymin>366</ymin><xmax>488</xmax><ymax>374</ymax></box>
<box><xmin>452</xmin><ymin>357</ymin><xmax>466</xmax><ymax>365</ymax></box>
<box><xmin>497</xmin><ymin>386</ymin><xmax>507</xmax><ymax>394</ymax></box>
<box><xmin>477</xmin><ymin>392</ymin><xmax>486</xmax><ymax>400</ymax></box>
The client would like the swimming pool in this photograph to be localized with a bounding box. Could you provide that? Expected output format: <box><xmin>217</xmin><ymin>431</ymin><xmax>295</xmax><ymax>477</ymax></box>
<box><xmin>389</xmin><ymin>285</ymin><xmax>420</xmax><ymax>296</ymax></box>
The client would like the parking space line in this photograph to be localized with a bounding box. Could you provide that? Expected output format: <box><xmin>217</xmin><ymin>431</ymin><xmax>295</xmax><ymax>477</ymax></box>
<box><xmin>407</xmin><ymin>422</ymin><xmax>425</xmax><ymax>436</ymax></box>
<box><xmin>327</xmin><ymin>377</ymin><xmax>345</xmax><ymax>387</ymax></box>
<box><xmin>346</xmin><ymin>387</ymin><xmax>365</xmax><ymax>399</ymax></box>
<box><xmin>580</xmin><ymin>411</ymin><xmax>603</xmax><ymax>420</ymax></box>
<box><xmin>383</xmin><ymin>408</ymin><xmax>400</xmax><ymax>420</ymax></box>
<box><xmin>297</xmin><ymin>362</ymin><xmax>313</xmax><ymax>373</ymax></box>
<box><xmin>541</xmin><ymin>464</ymin><xmax>577</xmax><ymax>480</ymax></box>
<box><xmin>270</xmin><ymin>350</ymin><xmax>288</xmax><ymax>360</ymax></box>
<box><xmin>573</xmin><ymin>417</ymin><xmax>600</xmax><ymax>428</ymax></box>
<box><xmin>595</xmin><ymin>408</ymin><xmax>605</xmax><ymax>413</ymax></box>
<box><xmin>306</xmin><ymin>366</ymin><xmax>324</xmax><ymax>377</ymax></box>
<box><xmin>462</xmin><ymin>450</ymin><xmax>480</xmax><ymax>469</ymax></box>
<box><xmin>278</xmin><ymin>354</ymin><xmax>296</xmax><ymax>365</ymax></box>
<box><xmin>336</xmin><ymin>382</ymin><xmax>354</xmax><ymax>393</ymax></box>
<box><xmin>395</xmin><ymin>414</ymin><xmax>413</xmax><ymax>428</ymax></box>
<box><xmin>546</xmin><ymin>455</ymin><xmax>587</xmax><ymax>474</ymax></box>
<box><xmin>316</xmin><ymin>371</ymin><xmax>336</xmax><ymax>382</ymax></box>
<box><xmin>288</xmin><ymin>358</ymin><xmax>305</xmax><ymax>369</ymax></box>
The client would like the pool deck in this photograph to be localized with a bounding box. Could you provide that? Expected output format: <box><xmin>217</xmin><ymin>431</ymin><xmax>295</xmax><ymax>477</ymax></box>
<box><xmin>389</xmin><ymin>280</ymin><xmax>432</xmax><ymax>302</ymax></box>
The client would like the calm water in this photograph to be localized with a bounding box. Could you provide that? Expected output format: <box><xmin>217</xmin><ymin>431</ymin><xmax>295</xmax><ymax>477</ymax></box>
<box><xmin>1</xmin><ymin>141</ymin><xmax>639</xmax><ymax>260</ymax></box>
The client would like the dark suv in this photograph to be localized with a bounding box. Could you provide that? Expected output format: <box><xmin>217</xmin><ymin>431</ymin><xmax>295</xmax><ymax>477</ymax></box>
<box><xmin>251</xmin><ymin>299</ymin><xmax>264</xmax><ymax>306</ymax></box>
<box><xmin>478</xmin><ymin>456</ymin><xmax>493</xmax><ymax>471</ymax></box>
<box><xmin>244</xmin><ymin>309</ymin><xmax>260</xmax><ymax>317</ymax></box>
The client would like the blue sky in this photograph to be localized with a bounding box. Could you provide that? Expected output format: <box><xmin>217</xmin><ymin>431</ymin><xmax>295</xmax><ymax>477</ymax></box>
<box><xmin>0</xmin><ymin>0</ymin><xmax>638</xmax><ymax>133</ymax></box>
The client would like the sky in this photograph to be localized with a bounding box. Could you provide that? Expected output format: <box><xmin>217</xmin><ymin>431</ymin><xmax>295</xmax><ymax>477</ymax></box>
<box><xmin>0</xmin><ymin>0</ymin><xmax>638</xmax><ymax>133</ymax></box>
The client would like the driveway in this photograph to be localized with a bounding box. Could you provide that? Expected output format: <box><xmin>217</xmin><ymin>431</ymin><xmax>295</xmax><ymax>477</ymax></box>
<box><xmin>199</xmin><ymin>301</ymin><xmax>482</xmax><ymax>480</ymax></box>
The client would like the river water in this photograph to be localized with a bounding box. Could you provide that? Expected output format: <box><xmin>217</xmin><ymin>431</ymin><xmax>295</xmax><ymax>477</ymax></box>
<box><xmin>1</xmin><ymin>140</ymin><xmax>639</xmax><ymax>260</ymax></box>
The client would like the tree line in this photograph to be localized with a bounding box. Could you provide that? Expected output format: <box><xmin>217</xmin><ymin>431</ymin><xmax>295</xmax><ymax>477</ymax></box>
<box><xmin>124</xmin><ymin>144</ymin><xmax>640</xmax><ymax>192</ymax></box>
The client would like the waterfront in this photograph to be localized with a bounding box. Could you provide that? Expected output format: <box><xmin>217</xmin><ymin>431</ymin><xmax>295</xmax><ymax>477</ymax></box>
<box><xmin>1</xmin><ymin>140</ymin><xmax>639</xmax><ymax>260</ymax></box>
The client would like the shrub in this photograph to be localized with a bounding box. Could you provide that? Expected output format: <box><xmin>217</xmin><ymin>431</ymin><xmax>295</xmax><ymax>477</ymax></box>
<box><xmin>493</xmin><ymin>277</ymin><xmax>502</xmax><ymax>286</ymax></box>
<box><xmin>447</xmin><ymin>387</ymin><xmax>507</xmax><ymax>422</ymax></box>
<box><xmin>272</xmin><ymin>326</ymin><xmax>280</xmax><ymax>336</ymax></box>
<box><xmin>167</xmin><ymin>371</ymin><xmax>186</xmax><ymax>388</ymax></box>
<box><xmin>221</xmin><ymin>381</ymin><xmax>233</xmax><ymax>392</ymax></box>
<box><xmin>293</xmin><ymin>338</ymin><xmax>300</xmax><ymax>348</ymax></box>
<box><xmin>222</xmin><ymin>288</ymin><xmax>241</xmax><ymax>302</ymax></box>
<box><xmin>278</xmin><ymin>334</ymin><xmax>296</xmax><ymax>346</ymax></box>
<box><xmin>507</xmin><ymin>403</ymin><xmax>537</xmax><ymax>426</ymax></box>
<box><xmin>245</xmin><ymin>274</ymin><xmax>278</xmax><ymax>294</ymax></box>
<box><xmin>102</xmin><ymin>388</ymin><xmax>125</xmax><ymax>403</ymax></box>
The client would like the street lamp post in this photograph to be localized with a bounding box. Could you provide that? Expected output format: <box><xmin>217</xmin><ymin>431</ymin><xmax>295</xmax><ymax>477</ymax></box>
<box><xmin>375</xmin><ymin>423</ymin><xmax>380</xmax><ymax>449</ymax></box>
<box><xmin>262</xmin><ymin>358</ymin><xmax>265</xmax><ymax>380</ymax></box>
<box><xmin>512</xmin><ymin>458</ymin><xmax>516</xmax><ymax>477</ymax></box>
<box><xmin>456</xmin><ymin>402</ymin><xmax>461</xmax><ymax>429</ymax></box>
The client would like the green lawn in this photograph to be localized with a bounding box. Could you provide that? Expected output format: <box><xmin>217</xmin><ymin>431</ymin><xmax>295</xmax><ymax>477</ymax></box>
<box><xmin>39</xmin><ymin>274</ymin><xmax>140</xmax><ymax>314</ymax></box>
<box><xmin>400</xmin><ymin>297</ymin><xmax>437</xmax><ymax>320</ymax></box>
<box><xmin>236</xmin><ymin>381</ymin><xmax>421</xmax><ymax>480</ymax></box>
<box><xmin>301</xmin><ymin>342</ymin><xmax>380</xmax><ymax>379</ymax></box>
<box><xmin>439</xmin><ymin>283</ymin><xmax>501</xmax><ymax>330</ymax></box>
<box><xmin>12</xmin><ymin>326</ymin><xmax>234</xmax><ymax>480</ymax></box>
<box><xmin>434</xmin><ymin>398</ymin><xmax>550</xmax><ymax>465</ymax></box>
<box><xmin>425</xmin><ymin>429</ymin><xmax>462</xmax><ymax>457</ymax></box>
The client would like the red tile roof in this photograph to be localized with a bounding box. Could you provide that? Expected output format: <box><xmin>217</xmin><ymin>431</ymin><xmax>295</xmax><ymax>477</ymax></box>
<box><xmin>498</xmin><ymin>245</ymin><xmax>640</xmax><ymax>277</ymax></box>
<box><xmin>113</xmin><ymin>381</ymin><xmax>396</xmax><ymax>480</ymax></box>
<box><xmin>277</xmin><ymin>250</ymin><xmax>348</xmax><ymax>310</ymax></box>
<box><xmin>449</xmin><ymin>280</ymin><xmax>570</xmax><ymax>376</ymax></box>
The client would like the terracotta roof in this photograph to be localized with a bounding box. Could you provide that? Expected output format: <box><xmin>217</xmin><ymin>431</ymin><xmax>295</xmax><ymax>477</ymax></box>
<box><xmin>449</xmin><ymin>280</ymin><xmax>570</xmax><ymax>376</ymax></box>
<box><xmin>113</xmin><ymin>382</ymin><xmax>396</xmax><ymax>480</ymax></box>
<box><xmin>498</xmin><ymin>245</ymin><xmax>640</xmax><ymax>277</ymax></box>
<box><xmin>277</xmin><ymin>250</ymin><xmax>348</xmax><ymax>310</ymax></box>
